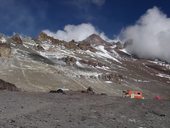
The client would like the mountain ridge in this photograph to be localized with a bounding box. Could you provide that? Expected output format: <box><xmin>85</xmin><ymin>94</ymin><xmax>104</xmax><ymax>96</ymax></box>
<box><xmin>0</xmin><ymin>32</ymin><xmax>170</xmax><ymax>99</ymax></box>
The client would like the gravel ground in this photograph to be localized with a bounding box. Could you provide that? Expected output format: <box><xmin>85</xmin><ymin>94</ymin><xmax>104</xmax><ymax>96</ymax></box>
<box><xmin>0</xmin><ymin>91</ymin><xmax>169</xmax><ymax>128</ymax></box>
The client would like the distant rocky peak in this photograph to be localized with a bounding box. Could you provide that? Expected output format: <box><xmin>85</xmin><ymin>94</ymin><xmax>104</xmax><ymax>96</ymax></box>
<box><xmin>82</xmin><ymin>34</ymin><xmax>111</xmax><ymax>46</ymax></box>
<box><xmin>38</xmin><ymin>32</ymin><xmax>50</xmax><ymax>41</ymax></box>
<box><xmin>87</xmin><ymin>34</ymin><xmax>101</xmax><ymax>40</ymax></box>
<box><xmin>11</xmin><ymin>34</ymin><xmax>23</xmax><ymax>44</ymax></box>
<box><xmin>84</xmin><ymin>34</ymin><xmax>106</xmax><ymax>45</ymax></box>
<box><xmin>38</xmin><ymin>32</ymin><xmax>65</xmax><ymax>45</ymax></box>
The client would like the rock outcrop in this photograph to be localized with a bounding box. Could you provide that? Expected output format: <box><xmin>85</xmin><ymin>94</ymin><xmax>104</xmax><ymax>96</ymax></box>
<box><xmin>83</xmin><ymin>34</ymin><xmax>108</xmax><ymax>46</ymax></box>
<box><xmin>64</xmin><ymin>40</ymin><xmax>79</xmax><ymax>50</ymax></box>
<box><xmin>11</xmin><ymin>34</ymin><xmax>23</xmax><ymax>44</ymax></box>
<box><xmin>0</xmin><ymin>79</ymin><xmax>18</xmax><ymax>91</ymax></box>
<box><xmin>38</xmin><ymin>32</ymin><xmax>64</xmax><ymax>45</ymax></box>
<box><xmin>99</xmin><ymin>73</ymin><xmax>123</xmax><ymax>83</ymax></box>
<box><xmin>80</xmin><ymin>59</ymin><xmax>105</xmax><ymax>67</ymax></box>
<box><xmin>77</xmin><ymin>42</ymin><xmax>97</xmax><ymax>52</ymax></box>
<box><xmin>0</xmin><ymin>43</ymin><xmax>11</xmax><ymax>57</ymax></box>
<box><xmin>61</xmin><ymin>56</ymin><xmax>77</xmax><ymax>65</ymax></box>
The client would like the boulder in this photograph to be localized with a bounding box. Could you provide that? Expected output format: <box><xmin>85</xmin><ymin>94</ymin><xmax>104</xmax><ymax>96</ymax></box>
<box><xmin>49</xmin><ymin>89</ymin><xmax>66</xmax><ymax>94</ymax></box>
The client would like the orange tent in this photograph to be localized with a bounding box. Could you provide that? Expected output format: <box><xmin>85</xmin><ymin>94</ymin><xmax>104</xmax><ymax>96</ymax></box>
<box><xmin>125</xmin><ymin>90</ymin><xmax>144</xmax><ymax>99</ymax></box>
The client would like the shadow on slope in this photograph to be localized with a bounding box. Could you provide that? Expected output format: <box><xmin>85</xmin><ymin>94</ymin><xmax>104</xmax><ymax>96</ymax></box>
<box><xmin>28</xmin><ymin>53</ymin><xmax>55</xmax><ymax>65</ymax></box>
<box><xmin>0</xmin><ymin>79</ymin><xmax>18</xmax><ymax>91</ymax></box>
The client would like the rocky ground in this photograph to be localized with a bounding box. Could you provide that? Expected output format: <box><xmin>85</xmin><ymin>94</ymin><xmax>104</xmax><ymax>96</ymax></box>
<box><xmin>0</xmin><ymin>91</ymin><xmax>169</xmax><ymax>128</ymax></box>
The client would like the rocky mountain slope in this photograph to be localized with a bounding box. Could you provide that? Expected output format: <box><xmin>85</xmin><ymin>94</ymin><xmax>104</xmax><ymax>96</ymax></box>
<box><xmin>0</xmin><ymin>32</ymin><xmax>170</xmax><ymax>99</ymax></box>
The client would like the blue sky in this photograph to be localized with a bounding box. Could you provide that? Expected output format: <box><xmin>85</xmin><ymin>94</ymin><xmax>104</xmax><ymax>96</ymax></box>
<box><xmin>0</xmin><ymin>0</ymin><xmax>170</xmax><ymax>38</ymax></box>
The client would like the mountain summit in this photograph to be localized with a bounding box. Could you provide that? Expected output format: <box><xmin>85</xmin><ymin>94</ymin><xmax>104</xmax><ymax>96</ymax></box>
<box><xmin>83</xmin><ymin>34</ymin><xmax>110</xmax><ymax>46</ymax></box>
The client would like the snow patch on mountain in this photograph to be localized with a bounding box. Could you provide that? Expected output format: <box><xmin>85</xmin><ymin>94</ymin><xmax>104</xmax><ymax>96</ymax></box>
<box><xmin>96</xmin><ymin>66</ymin><xmax>110</xmax><ymax>71</ymax></box>
<box><xmin>41</xmin><ymin>41</ymin><xmax>52</xmax><ymax>50</ymax></box>
<box><xmin>95</xmin><ymin>45</ymin><xmax>121</xmax><ymax>63</ymax></box>
<box><xmin>156</xmin><ymin>73</ymin><xmax>170</xmax><ymax>80</ymax></box>
<box><xmin>105</xmin><ymin>81</ymin><xmax>113</xmax><ymax>84</ymax></box>
<box><xmin>120</xmin><ymin>49</ymin><xmax>131</xmax><ymax>55</ymax></box>
<box><xmin>0</xmin><ymin>37</ymin><xmax>6</xmax><ymax>43</ymax></box>
<box><xmin>149</xmin><ymin>60</ymin><xmax>170</xmax><ymax>68</ymax></box>
<box><xmin>39</xmin><ymin>45</ymin><xmax>75</xmax><ymax>60</ymax></box>
<box><xmin>76</xmin><ymin>61</ymin><xmax>84</xmax><ymax>68</ymax></box>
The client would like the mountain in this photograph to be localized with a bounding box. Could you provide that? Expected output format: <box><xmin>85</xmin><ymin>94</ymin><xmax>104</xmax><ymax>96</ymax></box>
<box><xmin>0</xmin><ymin>32</ymin><xmax>170</xmax><ymax>99</ymax></box>
<box><xmin>83</xmin><ymin>34</ymin><xmax>109</xmax><ymax>45</ymax></box>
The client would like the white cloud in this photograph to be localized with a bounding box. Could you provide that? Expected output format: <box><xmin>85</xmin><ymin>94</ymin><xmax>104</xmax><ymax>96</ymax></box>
<box><xmin>43</xmin><ymin>23</ymin><xmax>113</xmax><ymax>42</ymax></box>
<box><xmin>120</xmin><ymin>7</ymin><xmax>170</xmax><ymax>63</ymax></box>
